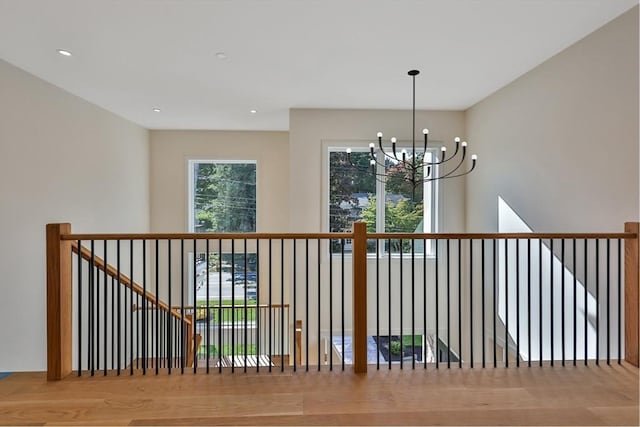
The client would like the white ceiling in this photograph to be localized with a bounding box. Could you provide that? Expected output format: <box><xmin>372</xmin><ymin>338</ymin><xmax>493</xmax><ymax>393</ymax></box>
<box><xmin>0</xmin><ymin>0</ymin><xmax>636</xmax><ymax>130</ymax></box>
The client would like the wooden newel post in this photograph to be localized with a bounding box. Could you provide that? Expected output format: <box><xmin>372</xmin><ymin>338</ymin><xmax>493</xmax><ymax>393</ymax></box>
<box><xmin>46</xmin><ymin>223</ymin><xmax>73</xmax><ymax>380</ymax></box>
<box><xmin>352</xmin><ymin>222</ymin><xmax>368</xmax><ymax>373</ymax></box>
<box><xmin>624</xmin><ymin>222</ymin><xmax>639</xmax><ymax>366</ymax></box>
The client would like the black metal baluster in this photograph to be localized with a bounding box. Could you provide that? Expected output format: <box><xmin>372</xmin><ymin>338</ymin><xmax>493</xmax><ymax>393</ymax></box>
<box><xmin>111</xmin><ymin>276</ymin><xmax>114</xmax><ymax>371</ymax></box>
<box><xmin>117</xmin><ymin>240</ymin><xmax>121</xmax><ymax>375</ymax></box>
<box><xmin>584</xmin><ymin>239</ymin><xmax>588</xmax><ymax>365</ymax></box>
<box><xmin>389</xmin><ymin>238</ymin><xmax>392</xmax><ymax>370</ymax></box>
<box><xmin>218</xmin><ymin>239</ymin><xmax>222</xmax><ymax>374</ymax></box>
<box><xmin>192</xmin><ymin>239</ymin><xmax>197</xmax><ymax>373</ymax></box>
<box><xmin>376</xmin><ymin>239</ymin><xmax>380</xmax><ymax>370</ymax></box>
<box><xmin>167</xmin><ymin>240</ymin><xmax>172</xmax><ymax>374</ymax></box>
<box><xmin>317</xmin><ymin>239</ymin><xmax>320</xmax><ymax>372</ymax></box>
<box><xmin>482</xmin><ymin>239</ymin><xmax>486</xmax><ymax>368</ymax></box>
<box><xmin>516</xmin><ymin>239</ymin><xmax>520</xmax><ymax>368</ymax></box>
<box><xmin>493</xmin><ymin>239</ymin><xmax>497</xmax><ymax>368</ymax></box>
<box><xmin>550</xmin><ymin>239</ymin><xmax>554</xmax><ymax>366</ymax></box>
<box><xmin>103</xmin><ymin>240</ymin><xmax>108</xmax><ymax>376</ymax></box>
<box><xmin>505</xmin><ymin>239</ymin><xmax>508</xmax><ymax>368</ymax></box>
<box><xmin>205</xmin><ymin>239</ymin><xmax>210</xmax><ymax>373</ymax></box>
<box><xmin>341</xmin><ymin>238</ymin><xmax>345</xmax><ymax>371</ymax></box>
<box><xmin>180</xmin><ymin>239</ymin><xmax>184</xmax><ymax>374</ymax></box>
<box><xmin>539</xmin><ymin>239</ymin><xmax>542</xmax><ymax>367</ymax></box>
<box><xmin>527</xmin><ymin>239</ymin><xmax>531</xmax><ymax>367</ymax></box>
<box><xmin>446</xmin><ymin>239</ymin><xmax>450</xmax><ymax>369</ymax></box>
<box><xmin>244</xmin><ymin>239</ymin><xmax>248</xmax><ymax>373</ymax></box>
<box><xmin>280</xmin><ymin>239</ymin><xmax>285</xmax><ymax>373</ymax></box>
<box><xmin>596</xmin><ymin>239</ymin><xmax>600</xmax><ymax>365</ymax></box>
<box><xmin>607</xmin><ymin>239</ymin><xmax>610</xmax><ymax>365</ymax></box>
<box><xmin>470</xmin><ymin>239</ymin><xmax>474</xmax><ymax>369</ymax></box>
<box><xmin>411</xmin><ymin>238</ymin><xmax>416</xmax><ymax>369</ymax></box>
<box><xmin>77</xmin><ymin>240</ymin><xmax>82</xmax><ymax>376</ymax></box>
<box><xmin>400</xmin><ymin>239</ymin><xmax>404</xmax><ymax>370</ymax></box>
<box><xmin>573</xmin><ymin>239</ymin><xmax>576</xmax><ymax>366</ymax></box>
<box><xmin>435</xmin><ymin>238</ymin><xmax>439</xmax><ymax>369</ymax></box>
<box><xmin>329</xmin><ymin>239</ymin><xmax>333</xmax><ymax>371</ymax></box>
<box><xmin>155</xmin><ymin>239</ymin><xmax>159</xmax><ymax>375</ymax></box>
<box><xmin>561</xmin><ymin>239</ymin><xmax>565</xmax><ymax>367</ymax></box>
<box><xmin>458</xmin><ymin>239</ymin><xmax>462</xmax><ymax>368</ymax></box>
<box><xmin>129</xmin><ymin>240</ymin><xmax>134</xmax><ymax>375</ymax></box>
<box><xmin>618</xmin><ymin>238</ymin><xmax>622</xmax><ymax>364</ymax></box>
<box><xmin>269</xmin><ymin>239</ymin><xmax>273</xmax><ymax>372</ymax></box>
<box><xmin>293</xmin><ymin>239</ymin><xmax>297</xmax><ymax>372</ymax></box>
<box><xmin>97</xmin><ymin>244</ymin><xmax>101</xmax><ymax>374</ymax></box>
<box><xmin>257</xmin><ymin>240</ymin><xmax>261</xmax><ymax>373</ymax></box>
<box><xmin>142</xmin><ymin>240</ymin><xmax>147</xmax><ymax>374</ymax></box>
<box><xmin>305</xmin><ymin>239</ymin><xmax>308</xmax><ymax>371</ymax></box>
<box><xmin>423</xmin><ymin>238</ymin><xmax>427</xmax><ymax>370</ymax></box>
<box><xmin>89</xmin><ymin>240</ymin><xmax>94</xmax><ymax>376</ymax></box>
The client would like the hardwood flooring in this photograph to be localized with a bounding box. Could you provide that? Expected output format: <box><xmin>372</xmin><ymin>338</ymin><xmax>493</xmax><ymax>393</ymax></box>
<box><xmin>0</xmin><ymin>363</ymin><xmax>637</xmax><ymax>426</ymax></box>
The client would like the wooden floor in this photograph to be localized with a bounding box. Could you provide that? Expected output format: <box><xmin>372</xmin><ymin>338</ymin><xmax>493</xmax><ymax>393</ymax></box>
<box><xmin>0</xmin><ymin>363</ymin><xmax>638</xmax><ymax>426</ymax></box>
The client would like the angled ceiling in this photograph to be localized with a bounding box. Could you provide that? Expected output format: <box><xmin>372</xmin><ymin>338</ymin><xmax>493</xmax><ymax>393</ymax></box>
<box><xmin>0</xmin><ymin>0</ymin><xmax>636</xmax><ymax>130</ymax></box>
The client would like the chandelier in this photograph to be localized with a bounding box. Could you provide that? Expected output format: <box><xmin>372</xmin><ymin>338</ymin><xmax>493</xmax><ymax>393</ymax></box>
<box><xmin>346</xmin><ymin>69</ymin><xmax>477</xmax><ymax>195</ymax></box>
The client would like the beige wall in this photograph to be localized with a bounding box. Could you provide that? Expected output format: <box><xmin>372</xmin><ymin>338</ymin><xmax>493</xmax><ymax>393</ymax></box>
<box><xmin>0</xmin><ymin>59</ymin><xmax>149</xmax><ymax>371</ymax></box>
<box><xmin>289</xmin><ymin>109</ymin><xmax>468</xmax><ymax>233</ymax></box>
<box><xmin>149</xmin><ymin>130</ymin><xmax>289</xmax><ymax>233</ymax></box>
<box><xmin>465</xmin><ymin>7</ymin><xmax>639</xmax><ymax>233</ymax></box>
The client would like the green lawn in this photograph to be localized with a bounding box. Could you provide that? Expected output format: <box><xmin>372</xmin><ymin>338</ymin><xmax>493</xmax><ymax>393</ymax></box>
<box><xmin>194</xmin><ymin>299</ymin><xmax>258</xmax><ymax>322</ymax></box>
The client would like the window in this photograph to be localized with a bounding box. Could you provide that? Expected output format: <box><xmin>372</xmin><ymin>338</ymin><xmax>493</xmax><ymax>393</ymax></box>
<box><xmin>188</xmin><ymin>160</ymin><xmax>257</xmax><ymax>302</ymax></box>
<box><xmin>189</xmin><ymin>160</ymin><xmax>257</xmax><ymax>233</ymax></box>
<box><xmin>328</xmin><ymin>147</ymin><xmax>438</xmax><ymax>254</ymax></box>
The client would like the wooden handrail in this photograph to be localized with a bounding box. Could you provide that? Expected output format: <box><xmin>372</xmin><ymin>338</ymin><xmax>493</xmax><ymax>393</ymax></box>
<box><xmin>60</xmin><ymin>231</ymin><xmax>636</xmax><ymax>241</ymax></box>
<box><xmin>71</xmin><ymin>242</ymin><xmax>191</xmax><ymax>325</ymax></box>
<box><xmin>61</xmin><ymin>232</ymin><xmax>353</xmax><ymax>240</ymax></box>
<box><xmin>367</xmin><ymin>232</ymin><xmax>636</xmax><ymax>239</ymax></box>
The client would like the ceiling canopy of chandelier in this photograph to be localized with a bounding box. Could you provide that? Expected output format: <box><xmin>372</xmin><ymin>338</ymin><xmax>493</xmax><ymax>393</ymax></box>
<box><xmin>346</xmin><ymin>69</ymin><xmax>477</xmax><ymax>190</ymax></box>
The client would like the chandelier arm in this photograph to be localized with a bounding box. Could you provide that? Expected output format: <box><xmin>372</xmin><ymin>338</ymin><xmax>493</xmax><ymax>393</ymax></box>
<box><xmin>377</xmin><ymin>141</ymin><xmax>400</xmax><ymax>163</ymax></box>
<box><xmin>423</xmin><ymin>160</ymin><xmax>477</xmax><ymax>182</ymax></box>
<box><xmin>438</xmin><ymin>149</ymin><xmax>467</xmax><ymax>178</ymax></box>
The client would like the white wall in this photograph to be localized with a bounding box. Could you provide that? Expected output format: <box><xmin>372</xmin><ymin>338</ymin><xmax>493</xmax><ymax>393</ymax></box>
<box><xmin>0</xmin><ymin>59</ymin><xmax>149</xmax><ymax>371</ymax></box>
<box><xmin>289</xmin><ymin>108</ymin><xmax>467</xmax><ymax>233</ymax></box>
<box><xmin>465</xmin><ymin>7</ymin><xmax>639</xmax><ymax>233</ymax></box>
<box><xmin>149</xmin><ymin>130</ymin><xmax>289</xmax><ymax>233</ymax></box>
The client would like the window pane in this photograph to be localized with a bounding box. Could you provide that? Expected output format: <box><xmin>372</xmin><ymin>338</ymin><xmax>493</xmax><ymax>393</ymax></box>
<box><xmin>329</xmin><ymin>151</ymin><xmax>375</xmax><ymax>253</ymax></box>
<box><xmin>384</xmin><ymin>153</ymin><xmax>424</xmax><ymax>234</ymax></box>
<box><xmin>193</xmin><ymin>162</ymin><xmax>256</xmax><ymax>232</ymax></box>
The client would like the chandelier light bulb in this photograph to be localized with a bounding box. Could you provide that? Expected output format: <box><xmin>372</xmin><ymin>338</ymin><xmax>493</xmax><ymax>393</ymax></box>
<box><xmin>423</xmin><ymin>129</ymin><xmax>429</xmax><ymax>134</ymax></box>
<box><xmin>370</xmin><ymin>159</ymin><xmax>376</xmax><ymax>165</ymax></box>
<box><xmin>454</xmin><ymin>137</ymin><xmax>461</xmax><ymax>143</ymax></box>
<box><xmin>441</xmin><ymin>147</ymin><xmax>447</xmax><ymax>152</ymax></box>
<box><xmin>368</xmin><ymin>143</ymin><xmax>375</xmax><ymax>149</ymax></box>
<box><xmin>377</xmin><ymin>132</ymin><xmax>383</xmax><ymax>138</ymax></box>
<box><xmin>461</xmin><ymin>141</ymin><xmax>467</xmax><ymax>148</ymax></box>
<box><xmin>346</xmin><ymin>148</ymin><xmax>352</xmax><ymax>154</ymax></box>
<box><xmin>401</xmin><ymin>149</ymin><xmax>407</xmax><ymax>155</ymax></box>
<box><xmin>391</xmin><ymin>137</ymin><xmax>397</xmax><ymax>143</ymax></box>
<box><xmin>471</xmin><ymin>154</ymin><xmax>478</xmax><ymax>161</ymax></box>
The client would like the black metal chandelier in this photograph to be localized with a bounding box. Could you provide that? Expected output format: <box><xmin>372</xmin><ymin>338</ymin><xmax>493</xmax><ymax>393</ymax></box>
<box><xmin>346</xmin><ymin>69</ymin><xmax>477</xmax><ymax>191</ymax></box>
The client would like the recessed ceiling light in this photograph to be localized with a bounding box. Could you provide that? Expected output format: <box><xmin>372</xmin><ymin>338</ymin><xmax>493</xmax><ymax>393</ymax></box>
<box><xmin>152</xmin><ymin>108</ymin><xmax>161</xmax><ymax>112</ymax></box>
<box><xmin>250</xmin><ymin>109</ymin><xmax>257</xmax><ymax>114</ymax></box>
<box><xmin>56</xmin><ymin>49</ymin><xmax>72</xmax><ymax>57</ymax></box>
<box><xmin>215</xmin><ymin>52</ymin><xmax>227</xmax><ymax>59</ymax></box>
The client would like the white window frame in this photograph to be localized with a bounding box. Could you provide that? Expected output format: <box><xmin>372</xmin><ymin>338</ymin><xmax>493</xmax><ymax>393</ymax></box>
<box><xmin>325</xmin><ymin>143</ymin><xmax>440</xmax><ymax>257</ymax></box>
<box><xmin>187</xmin><ymin>159</ymin><xmax>258</xmax><ymax>233</ymax></box>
